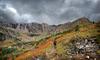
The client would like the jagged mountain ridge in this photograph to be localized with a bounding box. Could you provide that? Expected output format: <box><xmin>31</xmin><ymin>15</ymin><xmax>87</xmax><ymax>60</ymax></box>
<box><xmin>0</xmin><ymin>17</ymin><xmax>91</xmax><ymax>34</ymax></box>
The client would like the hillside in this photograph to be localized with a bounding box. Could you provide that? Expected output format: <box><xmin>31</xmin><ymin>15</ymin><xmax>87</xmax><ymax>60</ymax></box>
<box><xmin>0</xmin><ymin>17</ymin><xmax>100</xmax><ymax>60</ymax></box>
<box><xmin>14</xmin><ymin>20</ymin><xmax>100</xmax><ymax>60</ymax></box>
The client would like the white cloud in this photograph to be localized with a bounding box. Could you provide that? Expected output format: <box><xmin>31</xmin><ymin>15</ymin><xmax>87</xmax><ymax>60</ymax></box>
<box><xmin>20</xmin><ymin>14</ymin><xmax>34</xmax><ymax>23</ymax></box>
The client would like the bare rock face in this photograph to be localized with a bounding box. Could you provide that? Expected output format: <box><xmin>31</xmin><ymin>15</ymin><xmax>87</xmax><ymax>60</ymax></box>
<box><xmin>0</xmin><ymin>17</ymin><xmax>91</xmax><ymax>41</ymax></box>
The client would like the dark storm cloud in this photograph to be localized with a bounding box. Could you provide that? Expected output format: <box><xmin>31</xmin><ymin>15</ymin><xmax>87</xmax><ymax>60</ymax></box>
<box><xmin>0</xmin><ymin>3</ymin><xmax>15</xmax><ymax>23</ymax></box>
<box><xmin>0</xmin><ymin>0</ymin><xmax>100</xmax><ymax>24</ymax></box>
<box><xmin>93</xmin><ymin>0</ymin><xmax>100</xmax><ymax>13</ymax></box>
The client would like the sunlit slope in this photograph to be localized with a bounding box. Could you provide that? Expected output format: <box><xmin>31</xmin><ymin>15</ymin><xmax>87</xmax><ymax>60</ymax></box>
<box><xmin>15</xmin><ymin>22</ymin><xmax>100</xmax><ymax>60</ymax></box>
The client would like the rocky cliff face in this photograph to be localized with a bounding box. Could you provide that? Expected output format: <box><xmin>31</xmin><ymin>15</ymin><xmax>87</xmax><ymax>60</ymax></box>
<box><xmin>0</xmin><ymin>17</ymin><xmax>91</xmax><ymax>41</ymax></box>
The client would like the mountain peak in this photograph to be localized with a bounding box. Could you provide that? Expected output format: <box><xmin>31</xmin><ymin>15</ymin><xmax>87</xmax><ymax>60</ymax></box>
<box><xmin>76</xmin><ymin>17</ymin><xmax>90</xmax><ymax>22</ymax></box>
<box><xmin>72</xmin><ymin>17</ymin><xmax>90</xmax><ymax>24</ymax></box>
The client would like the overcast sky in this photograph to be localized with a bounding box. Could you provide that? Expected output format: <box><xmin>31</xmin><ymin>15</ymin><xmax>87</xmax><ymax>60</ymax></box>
<box><xmin>0</xmin><ymin>0</ymin><xmax>100</xmax><ymax>25</ymax></box>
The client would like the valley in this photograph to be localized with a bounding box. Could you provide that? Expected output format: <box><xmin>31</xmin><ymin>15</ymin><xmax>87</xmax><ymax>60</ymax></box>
<box><xmin>0</xmin><ymin>17</ymin><xmax>100</xmax><ymax>60</ymax></box>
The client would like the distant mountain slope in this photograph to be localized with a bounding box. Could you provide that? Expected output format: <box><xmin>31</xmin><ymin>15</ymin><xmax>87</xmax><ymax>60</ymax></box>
<box><xmin>0</xmin><ymin>17</ymin><xmax>92</xmax><ymax>41</ymax></box>
<box><xmin>0</xmin><ymin>17</ymin><xmax>91</xmax><ymax>33</ymax></box>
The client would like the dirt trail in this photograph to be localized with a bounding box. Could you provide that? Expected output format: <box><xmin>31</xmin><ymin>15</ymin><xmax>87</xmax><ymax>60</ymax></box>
<box><xmin>15</xmin><ymin>38</ymin><xmax>53</xmax><ymax>60</ymax></box>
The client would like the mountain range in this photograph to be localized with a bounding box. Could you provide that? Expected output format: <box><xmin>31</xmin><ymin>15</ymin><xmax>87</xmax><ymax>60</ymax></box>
<box><xmin>0</xmin><ymin>17</ymin><xmax>91</xmax><ymax>33</ymax></box>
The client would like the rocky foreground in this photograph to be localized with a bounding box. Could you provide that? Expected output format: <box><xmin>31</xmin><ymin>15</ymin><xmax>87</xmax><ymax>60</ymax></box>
<box><xmin>66</xmin><ymin>37</ymin><xmax>100</xmax><ymax>60</ymax></box>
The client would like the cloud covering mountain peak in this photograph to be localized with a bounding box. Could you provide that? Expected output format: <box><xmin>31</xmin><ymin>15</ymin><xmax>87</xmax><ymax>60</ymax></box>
<box><xmin>0</xmin><ymin>0</ymin><xmax>100</xmax><ymax>24</ymax></box>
